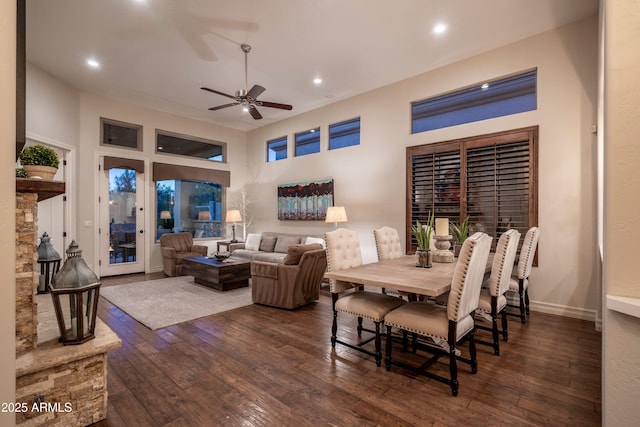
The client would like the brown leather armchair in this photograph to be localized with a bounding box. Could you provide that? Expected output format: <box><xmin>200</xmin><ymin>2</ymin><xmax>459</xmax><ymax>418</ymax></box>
<box><xmin>250</xmin><ymin>243</ymin><xmax>327</xmax><ymax>309</ymax></box>
<box><xmin>160</xmin><ymin>232</ymin><xmax>208</xmax><ymax>276</ymax></box>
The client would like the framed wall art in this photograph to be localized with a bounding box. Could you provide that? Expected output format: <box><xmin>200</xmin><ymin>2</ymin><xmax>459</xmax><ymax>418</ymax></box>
<box><xmin>277</xmin><ymin>178</ymin><xmax>334</xmax><ymax>220</ymax></box>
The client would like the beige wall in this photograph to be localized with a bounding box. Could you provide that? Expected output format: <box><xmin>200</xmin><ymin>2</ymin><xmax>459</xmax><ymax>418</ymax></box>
<box><xmin>247</xmin><ymin>16</ymin><xmax>601</xmax><ymax>321</ymax></box>
<box><xmin>25</xmin><ymin>64</ymin><xmax>249</xmax><ymax>274</ymax></box>
<box><xmin>1</xmin><ymin>1</ymin><xmax>17</xmax><ymax>423</ymax></box>
<box><xmin>603</xmin><ymin>0</ymin><xmax>640</xmax><ymax>424</ymax></box>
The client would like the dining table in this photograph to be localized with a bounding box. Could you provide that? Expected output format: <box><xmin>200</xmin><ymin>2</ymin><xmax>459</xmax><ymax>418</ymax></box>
<box><xmin>324</xmin><ymin>253</ymin><xmax>494</xmax><ymax>297</ymax></box>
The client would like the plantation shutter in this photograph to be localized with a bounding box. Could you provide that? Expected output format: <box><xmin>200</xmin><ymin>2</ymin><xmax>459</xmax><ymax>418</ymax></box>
<box><xmin>406</xmin><ymin>126</ymin><xmax>537</xmax><ymax>254</ymax></box>
<box><xmin>409</xmin><ymin>146</ymin><xmax>460</xmax><ymax>248</ymax></box>
<box><xmin>466</xmin><ymin>138</ymin><xmax>532</xmax><ymax>250</ymax></box>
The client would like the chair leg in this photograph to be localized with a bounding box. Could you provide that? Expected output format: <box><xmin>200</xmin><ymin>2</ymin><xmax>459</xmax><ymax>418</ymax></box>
<box><xmin>449</xmin><ymin>343</ymin><xmax>459</xmax><ymax>396</ymax></box>
<box><xmin>384</xmin><ymin>325</ymin><xmax>393</xmax><ymax>371</ymax></box>
<box><xmin>468</xmin><ymin>328</ymin><xmax>478</xmax><ymax>374</ymax></box>
<box><xmin>525</xmin><ymin>288</ymin><xmax>530</xmax><ymax>315</ymax></box>
<box><xmin>501</xmin><ymin>310</ymin><xmax>509</xmax><ymax>341</ymax></box>
<box><xmin>491</xmin><ymin>314</ymin><xmax>500</xmax><ymax>356</ymax></box>
<box><xmin>374</xmin><ymin>321</ymin><xmax>382</xmax><ymax>367</ymax></box>
<box><xmin>491</xmin><ymin>297</ymin><xmax>500</xmax><ymax>355</ymax></box>
<box><xmin>357</xmin><ymin>316</ymin><xmax>363</xmax><ymax>336</ymax></box>
<box><xmin>331</xmin><ymin>294</ymin><xmax>338</xmax><ymax>347</ymax></box>
<box><xmin>519</xmin><ymin>279</ymin><xmax>526</xmax><ymax>324</ymax></box>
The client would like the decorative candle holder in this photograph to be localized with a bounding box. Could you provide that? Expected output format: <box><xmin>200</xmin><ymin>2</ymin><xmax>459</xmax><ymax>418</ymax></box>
<box><xmin>433</xmin><ymin>234</ymin><xmax>455</xmax><ymax>263</ymax></box>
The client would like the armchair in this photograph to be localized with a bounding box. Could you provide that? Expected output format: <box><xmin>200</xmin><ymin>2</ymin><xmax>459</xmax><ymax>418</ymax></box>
<box><xmin>160</xmin><ymin>232</ymin><xmax>208</xmax><ymax>277</ymax></box>
<box><xmin>250</xmin><ymin>243</ymin><xmax>327</xmax><ymax>309</ymax></box>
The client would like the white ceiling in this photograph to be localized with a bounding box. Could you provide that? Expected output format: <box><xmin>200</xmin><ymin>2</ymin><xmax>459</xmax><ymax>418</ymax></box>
<box><xmin>26</xmin><ymin>0</ymin><xmax>598</xmax><ymax>132</ymax></box>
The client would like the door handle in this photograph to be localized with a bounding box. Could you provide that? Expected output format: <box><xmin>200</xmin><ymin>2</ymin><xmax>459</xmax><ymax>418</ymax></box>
<box><xmin>139</xmin><ymin>230</ymin><xmax>144</xmax><ymax>234</ymax></box>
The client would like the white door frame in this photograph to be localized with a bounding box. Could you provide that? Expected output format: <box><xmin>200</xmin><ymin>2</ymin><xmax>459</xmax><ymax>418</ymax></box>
<box><xmin>97</xmin><ymin>155</ymin><xmax>147</xmax><ymax>277</ymax></box>
<box><xmin>25</xmin><ymin>133</ymin><xmax>76</xmax><ymax>254</ymax></box>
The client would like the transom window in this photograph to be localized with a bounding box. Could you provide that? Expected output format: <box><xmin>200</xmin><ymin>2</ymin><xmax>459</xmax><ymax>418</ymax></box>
<box><xmin>156</xmin><ymin>129</ymin><xmax>226</xmax><ymax>162</ymax></box>
<box><xmin>407</xmin><ymin>126</ymin><xmax>538</xmax><ymax>255</ymax></box>
<box><xmin>411</xmin><ymin>70</ymin><xmax>537</xmax><ymax>134</ymax></box>
<box><xmin>101</xmin><ymin>118</ymin><xmax>142</xmax><ymax>151</ymax></box>
<box><xmin>295</xmin><ymin>128</ymin><xmax>320</xmax><ymax>157</ymax></box>
<box><xmin>329</xmin><ymin>117</ymin><xmax>360</xmax><ymax>150</ymax></box>
<box><xmin>267</xmin><ymin>136</ymin><xmax>288</xmax><ymax>162</ymax></box>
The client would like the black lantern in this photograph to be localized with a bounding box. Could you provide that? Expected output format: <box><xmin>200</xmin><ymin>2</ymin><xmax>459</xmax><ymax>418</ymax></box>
<box><xmin>37</xmin><ymin>232</ymin><xmax>61</xmax><ymax>294</ymax></box>
<box><xmin>49</xmin><ymin>241</ymin><xmax>101</xmax><ymax>345</ymax></box>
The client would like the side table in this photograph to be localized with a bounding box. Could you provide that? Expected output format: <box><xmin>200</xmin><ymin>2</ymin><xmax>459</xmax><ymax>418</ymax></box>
<box><xmin>216</xmin><ymin>240</ymin><xmax>244</xmax><ymax>253</ymax></box>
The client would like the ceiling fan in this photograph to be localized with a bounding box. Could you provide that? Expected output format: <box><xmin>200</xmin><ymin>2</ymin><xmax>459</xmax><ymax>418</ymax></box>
<box><xmin>201</xmin><ymin>44</ymin><xmax>293</xmax><ymax>120</ymax></box>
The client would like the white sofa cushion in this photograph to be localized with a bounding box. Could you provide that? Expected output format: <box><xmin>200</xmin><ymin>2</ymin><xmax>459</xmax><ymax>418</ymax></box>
<box><xmin>245</xmin><ymin>233</ymin><xmax>262</xmax><ymax>251</ymax></box>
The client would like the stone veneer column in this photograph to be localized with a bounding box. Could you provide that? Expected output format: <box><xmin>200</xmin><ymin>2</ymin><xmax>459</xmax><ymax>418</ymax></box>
<box><xmin>15</xmin><ymin>192</ymin><xmax>38</xmax><ymax>353</ymax></box>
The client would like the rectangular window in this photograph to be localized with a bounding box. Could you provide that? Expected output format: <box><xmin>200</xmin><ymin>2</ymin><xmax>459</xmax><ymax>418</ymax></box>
<box><xmin>407</xmin><ymin>126</ymin><xmax>538</xmax><ymax>256</ymax></box>
<box><xmin>267</xmin><ymin>136</ymin><xmax>288</xmax><ymax>162</ymax></box>
<box><xmin>295</xmin><ymin>127</ymin><xmax>320</xmax><ymax>156</ymax></box>
<box><xmin>329</xmin><ymin>118</ymin><xmax>360</xmax><ymax>150</ymax></box>
<box><xmin>101</xmin><ymin>118</ymin><xmax>142</xmax><ymax>151</ymax></box>
<box><xmin>411</xmin><ymin>70</ymin><xmax>537</xmax><ymax>134</ymax></box>
<box><xmin>156</xmin><ymin>180</ymin><xmax>223</xmax><ymax>241</ymax></box>
<box><xmin>156</xmin><ymin>129</ymin><xmax>226</xmax><ymax>162</ymax></box>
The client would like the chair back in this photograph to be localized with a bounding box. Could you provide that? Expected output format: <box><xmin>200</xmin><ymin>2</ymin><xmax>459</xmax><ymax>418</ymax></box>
<box><xmin>325</xmin><ymin>228</ymin><xmax>363</xmax><ymax>293</ymax></box>
<box><xmin>160</xmin><ymin>232</ymin><xmax>194</xmax><ymax>252</ymax></box>
<box><xmin>447</xmin><ymin>232</ymin><xmax>492</xmax><ymax>322</ymax></box>
<box><xmin>374</xmin><ymin>226</ymin><xmax>403</xmax><ymax>261</ymax></box>
<box><xmin>517</xmin><ymin>227</ymin><xmax>541</xmax><ymax>280</ymax></box>
<box><xmin>487</xmin><ymin>229</ymin><xmax>521</xmax><ymax>297</ymax></box>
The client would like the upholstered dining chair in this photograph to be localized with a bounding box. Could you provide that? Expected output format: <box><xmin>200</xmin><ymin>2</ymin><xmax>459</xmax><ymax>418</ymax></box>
<box><xmin>325</xmin><ymin>228</ymin><xmax>406</xmax><ymax>366</ymax></box>
<box><xmin>374</xmin><ymin>226</ymin><xmax>403</xmax><ymax>261</ymax></box>
<box><xmin>475</xmin><ymin>229</ymin><xmax>521</xmax><ymax>355</ymax></box>
<box><xmin>507</xmin><ymin>227</ymin><xmax>541</xmax><ymax>323</ymax></box>
<box><xmin>373</xmin><ymin>226</ymin><xmax>403</xmax><ymax>296</ymax></box>
<box><xmin>384</xmin><ymin>232</ymin><xmax>492</xmax><ymax>396</ymax></box>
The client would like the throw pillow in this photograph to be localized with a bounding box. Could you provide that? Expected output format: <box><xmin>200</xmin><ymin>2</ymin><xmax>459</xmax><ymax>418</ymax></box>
<box><xmin>274</xmin><ymin>236</ymin><xmax>301</xmax><ymax>253</ymax></box>
<box><xmin>305</xmin><ymin>236</ymin><xmax>325</xmax><ymax>248</ymax></box>
<box><xmin>283</xmin><ymin>243</ymin><xmax>323</xmax><ymax>265</ymax></box>
<box><xmin>245</xmin><ymin>233</ymin><xmax>262</xmax><ymax>251</ymax></box>
<box><xmin>259</xmin><ymin>236</ymin><xmax>277</xmax><ymax>252</ymax></box>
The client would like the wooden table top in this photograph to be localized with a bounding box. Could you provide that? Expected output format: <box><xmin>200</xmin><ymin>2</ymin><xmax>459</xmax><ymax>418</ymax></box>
<box><xmin>324</xmin><ymin>254</ymin><xmax>493</xmax><ymax>297</ymax></box>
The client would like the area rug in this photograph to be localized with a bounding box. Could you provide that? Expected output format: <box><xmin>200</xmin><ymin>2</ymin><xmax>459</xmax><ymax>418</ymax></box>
<box><xmin>99</xmin><ymin>276</ymin><xmax>252</xmax><ymax>330</ymax></box>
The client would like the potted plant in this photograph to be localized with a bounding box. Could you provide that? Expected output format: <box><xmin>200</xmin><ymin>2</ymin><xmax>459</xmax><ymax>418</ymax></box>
<box><xmin>411</xmin><ymin>211</ymin><xmax>434</xmax><ymax>268</ymax></box>
<box><xmin>18</xmin><ymin>144</ymin><xmax>60</xmax><ymax>180</ymax></box>
<box><xmin>450</xmin><ymin>216</ymin><xmax>470</xmax><ymax>257</ymax></box>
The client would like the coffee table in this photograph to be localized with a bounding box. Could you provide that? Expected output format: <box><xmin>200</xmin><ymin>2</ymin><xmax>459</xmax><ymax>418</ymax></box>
<box><xmin>181</xmin><ymin>256</ymin><xmax>251</xmax><ymax>291</ymax></box>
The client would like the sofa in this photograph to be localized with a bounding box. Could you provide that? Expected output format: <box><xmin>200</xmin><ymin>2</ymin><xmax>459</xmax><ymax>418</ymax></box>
<box><xmin>251</xmin><ymin>243</ymin><xmax>327</xmax><ymax>309</ymax></box>
<box><xmin>230</xmin><ymin>231</ymin><xmax>325</xmax><ymax>264</ymax></box>
<box><xmin>160</xmin><ymin>232</ymin><xmax>209</xmax><ymax>276</ymax></box>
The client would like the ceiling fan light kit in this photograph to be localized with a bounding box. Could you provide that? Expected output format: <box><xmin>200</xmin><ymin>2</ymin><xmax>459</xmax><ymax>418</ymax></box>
<box><xmin>201</xmin><ymin>44</ymin><xmax>293</xmax><ymax>120</ymax></box>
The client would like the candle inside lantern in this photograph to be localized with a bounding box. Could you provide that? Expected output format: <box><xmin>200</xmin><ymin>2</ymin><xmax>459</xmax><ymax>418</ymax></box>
<box><xmin>435</xmin><ymin>218</ymin><xmax>449</xmax><ymax>237</ymax></box>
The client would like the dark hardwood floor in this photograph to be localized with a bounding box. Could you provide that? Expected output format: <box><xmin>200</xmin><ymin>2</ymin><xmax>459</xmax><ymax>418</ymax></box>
<box><xmin>93</xmin><ymin>273</ymin><xmax>601</xmax><ymax>426</ymax></box>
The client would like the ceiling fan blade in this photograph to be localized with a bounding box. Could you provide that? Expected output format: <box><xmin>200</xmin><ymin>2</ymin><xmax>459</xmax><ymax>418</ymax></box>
<box><xmin>209</xmin><ymin>102</ymin><xmax>240</xmax><ymax>111</ymax></box>
<box><xmin>259</xmin><ymin>101</ymin><xmax>293</xmax><ymax>111</ymax></box>
<box><xmin>201</xmin><ymin>87</ymin><xmax>236</xmax><ymax>100</ymax></box>
<box><xmin>248</xmin><ymin>105</ymin><xmax>263</xmax><ymax>120</ymax></box>
<box><xmin>246</xmin><ymin>84</ymin><xmax>266</xmax><ymax>99</ymax></box>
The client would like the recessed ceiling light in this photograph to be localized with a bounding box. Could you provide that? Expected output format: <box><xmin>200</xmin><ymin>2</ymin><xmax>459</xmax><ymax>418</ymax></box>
<box><xmin>433</xmin><ymin>23</ymin><xmax>447</xmax><ymax>35</ymax></box>
<box><xmin>313</xmin><ymin>77</ymin><xmax>322</xmax><ymax>85</ymax></box>
<box><xmin>481</xmin><ymin>83</ymin><xmax>490</xmax><ymax>90</ymax></box>
<box><xmin>86</xmin><ymin>58</ymin><xmax>100</xmax><ymax>69</ymax></box>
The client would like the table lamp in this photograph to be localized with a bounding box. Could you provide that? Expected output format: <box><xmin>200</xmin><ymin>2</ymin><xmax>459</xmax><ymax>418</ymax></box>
<box><xmin>225</xmin><ymin>209</ymin><xmax>242</xmax><ymax>242</ymax></box>
<box><xmin>325</xmin><ymin>206</ymin><xmax>348</xmax><ymax>228</ymax></box>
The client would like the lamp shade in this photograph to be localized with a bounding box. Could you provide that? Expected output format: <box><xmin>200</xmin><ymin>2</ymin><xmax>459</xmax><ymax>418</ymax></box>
<box><xmin>225</xmin><ymin>209</ymin><xmax>242</xmax><ymax>222</ymax></box>
<box><xmin>160</xmin><ymin>210</ymin><xmax>172</xmax><ymax>219</ymax></box>
<box><xmin>325</xmin><ymin>206</ymin><xmax>348</xmax><ymax>223</ymax></box>
<box><xmin>197</xmin><ymin>211</ymin><xmax>211</xmax><ymax>220</ymax></box>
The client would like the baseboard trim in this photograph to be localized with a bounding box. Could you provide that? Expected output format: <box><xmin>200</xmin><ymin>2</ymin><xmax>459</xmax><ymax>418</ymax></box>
<box><xmin>529</xmin><ymin>301</ymin><xmax>598</xmax><ymax>323</ymax></box>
